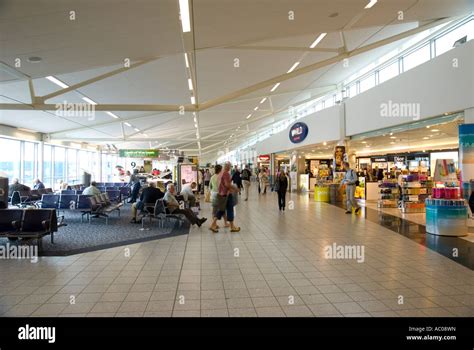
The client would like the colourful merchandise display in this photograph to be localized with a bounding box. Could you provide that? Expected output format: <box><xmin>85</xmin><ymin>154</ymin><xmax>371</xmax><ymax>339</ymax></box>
<box><xmin>425</xmin><ymin>198</ymin><xmax>468</xmax><ymax>236</ymax></box>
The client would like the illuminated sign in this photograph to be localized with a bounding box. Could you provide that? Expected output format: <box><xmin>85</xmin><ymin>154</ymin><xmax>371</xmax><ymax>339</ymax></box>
<box><xmin>119</xmin><ymin>149</ymin><xmax>159</xmax><ymax>158</ymax></box>
<box><xmin>258</xmin><ymin>155</ymin><xmax>270</xmax><ymax>162</ymax></box>
<box><xmin>289</xmin><ymin>122</ymin><xmax>308</xmax><ymax>144</ymax></box>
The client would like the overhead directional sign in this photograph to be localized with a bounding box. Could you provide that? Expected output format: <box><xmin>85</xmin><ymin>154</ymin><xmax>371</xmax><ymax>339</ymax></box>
<box><xmin>119</xmin><ymin>149</ymin><xmax>159</xmax><ymax>158</ymax></box>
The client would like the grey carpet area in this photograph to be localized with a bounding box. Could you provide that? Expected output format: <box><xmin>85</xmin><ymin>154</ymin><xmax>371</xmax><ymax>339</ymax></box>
<box><xmin>0</xmin><ymin>205</ymin><xmax>190</xmax><ymax>256</ymax></box>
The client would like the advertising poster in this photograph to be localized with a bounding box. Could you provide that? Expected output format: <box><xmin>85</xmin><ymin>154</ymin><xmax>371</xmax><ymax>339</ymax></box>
<box><xmin>334</xmin><ymin>146</ymin><xmax>346</xmax><ymax>172</ymax></box>
<box><xmin>180</xmin><ymin>164</ymin><xmax>198</xmax><ymax>185</ymax></box>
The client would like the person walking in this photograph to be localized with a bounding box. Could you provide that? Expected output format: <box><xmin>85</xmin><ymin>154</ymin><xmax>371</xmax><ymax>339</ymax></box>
<box><xmin>241</xmin><ymin>164</ymin><xmax>252</xmax><ymax>201</ymax></box>
<box><xmin>231</xmin><ymin>166</ymin><xmax>242</xmax><ymax>195</ymax></box>
<box><xmin>275</xmin><ymin>171</ymin><xmax>288</xmax><ymax>211</ymax></box>
<box><xmin>210</xmin><ymin>162</ymin><xmax>240</xmax><ymax>233</ymax></box>
<box><xmin>258</xmin><ymin>168</ymin><xmax>268</xmax><ymax>194</ymax></box>
<box><xmin>340</xmin><ymin>162</ymin><xmax>361</xmax><ymax>214</ymax></box>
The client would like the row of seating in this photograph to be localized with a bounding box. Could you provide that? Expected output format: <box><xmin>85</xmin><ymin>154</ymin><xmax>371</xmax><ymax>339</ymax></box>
<box><xmin>94</xmin><ymin>182</ymin><xmax>128</xmax><ymax>188</ymax></box>
<box><xmin>0</xmin><ymin>208</ymin><xmax>64</xmax><ymax>246</ymax></box>
<box><xmin>140</xmin><ymin>199</ymin><xmax>186</xmax><ymax>229</ymax></box>
<box><xmin>39</xmin><ymin>193</ymin><xmax>123</xmax><ymax>224</ymax></box>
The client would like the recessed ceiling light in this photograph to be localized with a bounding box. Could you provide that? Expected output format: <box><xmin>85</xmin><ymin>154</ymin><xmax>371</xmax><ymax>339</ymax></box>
<box><xmin>254</xmin><ymin>106</ymin><xmax>259</xmax><ymax>111</ymax></box>
<box><xmin>364</xmin><ymin>0</ymin><xmax>377</xmax><ymax>9</ymax></box>
<box><xmin>287</xmin><ymin>62</ymin><xmax>300</xmax><ymax>73</ymax></box>
<box><xmin>426</xmin><ymin>125</ymin><xmax>431</xmax><ymax>128</ymax></box>
<box><xmin>309</xmin><ymin>33</ymin><xmax>327</xmax><ymax>48</ymax></box>
<box><xmin>184</xmin><ymin>53</ymin><xmax>189</xmax><ymax>68</ymax></box>
<box><xmin>178</xmin><ymin>0</ymin><xmax>191</xmax><ymax>33</ymax></box>
<box><xmin>323</xmin><ymin>142</ymin><xmax>327</xmax><ymax>146</ymax></box>
<box><xmin>390</xmin><ymin>141</ymin><xmax>395</xmax><ymax>145</ymax></box>
<box><xmin>361</xmin><ymin>141</ymin><xmax>367</xmax><ymax>144</ymax></box>
<box><xmin>188</xmin><ymin>78</ymin><xmax>193</xmax><ymax>90</ymax></box>
<box><xmin>106</xmin><ymin>112</ymin><xmax>119</xmax><ymax>119</ymax></box>
<box><xmin>124</xmin><ymin>122</ymin><xmax>132</xmax><ymax>127</ymax></box>
<box><xmin>82</xmin><ymin>97</ymin><xmax>97</xmax><ymax>105</ymax></box>
<box><xmin>46</xmin><ymin>76</ymin><xmax>69</xmax><ymax>89</ymax></box>
<box><xmin>423</xmin><ymin>137</ymin><xmax>429</xmax><ymax>140</ymax></box>
<box><xmin>134</xmin><ymin>128</ymin><xmax>140</xmax><ymax>132</ymax></box>
<box><xmin>270</xmin><ymin>83</ymin><xmax>280</xmax><ymax>92</ymax></box>
<box><xmin>246</xmin><ymin>114</ymin><xmax>252</xmax><ymax>119</ymax></box>
<box><xmin>431</xmin><ymin>129</ymin><xmax>440</xmax><ymax>132</ymax></box>
<box><xmin>27</xmin><ymin>56</ymin><xmax>42</xmax><ymax>63</ymax></box>
<box><xmin>190</xmin><ymin>96</ymin><xmax>196</xmax><ymax>104</ymax></box>
<box><xmin>390</xmin><ymin>136</ymin><xmax>396</xmax><ymax>139</ymax></box>
<box><xmin>260</xmin><ymin>97</ymin><xmax>267</xmax><ymax>104</ymax></box>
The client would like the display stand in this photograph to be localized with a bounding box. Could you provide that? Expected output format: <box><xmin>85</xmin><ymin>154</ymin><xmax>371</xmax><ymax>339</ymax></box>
<box><xmin>377</xmin><ymin>179</ymin><xmax>398</xmax><ymax>208</ymax></box>
<box><xmin>426</xmin><ymin>199</ymin><xmax>468</xmax><ymax>236</ymax></box>
<box><xmin>399</xmin><ymin>174</ymin><xmax>432</xmax><ymax>213</ymax></box>
<box><xmin>314</xmin><ymin>185</ymin><xmax>329</xmax><ymax>202</ymax></box>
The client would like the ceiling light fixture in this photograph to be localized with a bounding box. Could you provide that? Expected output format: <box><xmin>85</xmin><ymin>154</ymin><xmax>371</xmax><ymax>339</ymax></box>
<box><xmin>184</xmin><ymin>53</ymin><xmax>190</xmax><ymax>68</ymax></box>
<box><xmin>323</xmin><ymin>142</ymin><xmax>327</xmax><ymax>146</ymax></box>
<box><xmin>270</xmin><ymin>83</ymin><xmax>280</xmax><ymax>92</ymax></box>
<box><xmin>82</xmin><ymin>97</ymin><xmax>97</xmax><ymax>105</ymax></box>
<box><xmin>390</xmin><ymin>136</ymin><xmax>396</xmax><ymax>139</ymax></box>
<box><xmin>188</xmin><ymin>78</ymin><xmax>193</xmax><ymax>90</ymax></box>
<box><xmin>309</xmin><ymin>33</ymin><xmax>327</xmax><ymax>48</ymax></box>
<box><xmin>246</xmin><ymin>114</ymin><xmax>252</xmax><ymax>119</ymax></box>
<box><xmin>179</xmin><ymin>0</ymin><xmax>191</xmax><ymax>33</ymax></box>
<box><xmin>106</xmin><ymin>112</ymin><xmax>119</xmax><ymax>119</ymax></box>
<box><xmin>254</xmin><ymin>106</ymin><xmax>259</xmax><ymax>111</ymax></box>
<box><xmin>260</xmin><ymin>97</ymin><xmax>267</xmax><ymax>104</ymax></box>
<box><xmin>431</xmin><ymin>129</ymin><xmax>440</xmax><ymax>132</ymax></box>
<box><xmin>364</xmin><ymin>0</ymin><xmax>378</xmax><ymax>9</ymax></box>
<box><xmin>124</xmin><ymin>122</ymin><xmax>132</xmax><ymax>127</ymax></box>
<box><xmin>46</xmin><ymin>76</ymin><xmax>69</xmax><ymax>89</ymax></box>
<box><xmin>134</xmin><ymin>128</ymin><xmax>140</xmax><ymax>132</ymax></box>
<box><xmin>287</xmin><ymin>61</ymin><xmax>300</xmax><ymax>73</ymax></box>
<box><xmin>190</xmin><ymin>96</ymin><xmax>196</xmax><ymax>104</ymax></box>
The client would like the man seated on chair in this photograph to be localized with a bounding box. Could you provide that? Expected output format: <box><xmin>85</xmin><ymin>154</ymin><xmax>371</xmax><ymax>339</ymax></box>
<box><xmin>180</xmin><ymin>181</ymin><xmax>197</xmax><ymax>207</ymax></box>
<box><xmin>130</xmin><ymin>182</ymin><xmax>164</xmax><ymax>224</ymax></box>
<box><xmin>8</xmin><ymin>178</ymin><xmax>30</xmax><ymax>196</ymax></box>
<box><xmin>163</xmin><ymin>183</ymin><xmax>206</xmax><ymax>227</ymax></box>
<box><xmin>82</xmin><ymin>181</ymin><xmax>101</xmax><ymax>196</ymax></box>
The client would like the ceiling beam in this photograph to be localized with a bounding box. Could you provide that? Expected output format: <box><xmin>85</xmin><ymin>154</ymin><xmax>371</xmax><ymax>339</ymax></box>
<box><xmin>0</xmin><ymin>103</ymin><xmax>197</xmax><ymax>112</ymax></box>
<box><xmin>197</xmin><ymin>17</ymin><xmax>450</xmax><ymax>112</ymax></box>
<box><xmin>38</xmin><ymin>58</ymin><xmax>159</xmax><ymax>103</ymax></box>
<box><xmin>225</xmin><ymin>45</ymin><xmax>342</xmax><ymax>53</ymax></box>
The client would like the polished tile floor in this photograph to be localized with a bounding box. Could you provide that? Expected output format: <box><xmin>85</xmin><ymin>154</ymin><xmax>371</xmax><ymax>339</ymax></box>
<box><xmin>1</xmin><ymin>189</ymin><xmax>473</xmax><ymax>317</ymax></box>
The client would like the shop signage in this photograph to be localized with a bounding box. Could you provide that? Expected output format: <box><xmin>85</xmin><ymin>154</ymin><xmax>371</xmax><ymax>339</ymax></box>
<box><xmin>289</xmin><ymin>122</ymin><xmax>308</xmax><ymax>144</ymax></box>
<box><xmin>394</xmin><ymin>156</ymin><xmax>405</xmax><ymax>163</ymax></box>
<box><xmin>119</xmin><ymin>149</ymin><xmax>159</xmax><ymax>158</ymax></box>
<box><xmin>258</xmin><ymin>155</ymin><xmax>270</xmax><ymax>162</ymax></box>
<box><xmin>372</xmin><ymin>157</ymin><xmax>387</xmax><ymax>162</ymax></box>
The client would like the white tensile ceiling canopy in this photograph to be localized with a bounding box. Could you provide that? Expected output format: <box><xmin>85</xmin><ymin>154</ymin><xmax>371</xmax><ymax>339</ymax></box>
<box><xmin>0</xmin><ymin>0</ymin><xmax>472</xmax><ymax>161</ymax></box>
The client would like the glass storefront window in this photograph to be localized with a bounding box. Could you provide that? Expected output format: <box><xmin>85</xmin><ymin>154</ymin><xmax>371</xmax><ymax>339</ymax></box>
<box><xmin>403</xmin><ymin>44</ymin><xmax>431</xmax><ymax>72</ymax></box>
<box><xmin>0</xmin><ymin>138</ymin><xmax>21</xmax><ymax>182</ymax></box>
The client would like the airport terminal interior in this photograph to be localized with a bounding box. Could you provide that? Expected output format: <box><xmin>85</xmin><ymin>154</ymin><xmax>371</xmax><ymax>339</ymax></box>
<box><xmin>0</xmin><ymin>0</ymin><xmax>473</xmax><ymax>318</ymax></box>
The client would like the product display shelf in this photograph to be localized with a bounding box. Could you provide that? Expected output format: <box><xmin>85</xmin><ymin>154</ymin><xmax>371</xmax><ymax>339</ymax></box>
<box><xmin>399</xmin><ymin>174</ymin><xmax>432</xmax><ymax>213</ymax></box>
<box><xmin>377</xmin><ymin>179</ymin><xmax>398</xmax><ymax>208</ymax></box>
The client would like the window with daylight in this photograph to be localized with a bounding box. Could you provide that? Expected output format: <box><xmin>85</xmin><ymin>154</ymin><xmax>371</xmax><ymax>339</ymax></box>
<box><xmin>0</xmin><ymin>138</ymin><xmax>21</xmax><ymax>182</ymax></box>
<box><xmin>435</xmin><ymin>20</ymin><xmax>474</xmax><ymax>56</ymax></box>
<box><xmin>359</xmin><ymin>73</ymin><xmax>376</xmax><ymax>93</ymax></box>
<box><xmin>43</xmin><ymin>145</ymin><xmax>52</xmax><ymax>187</ymax></box>
<box><xmin>403</xmin><ymin>44</ymin><xmax>430</xmax><ymax>72</ymax></box>
<box><xmin>379</xmin><ymin>61</ymin><xmax>400</xmax><ymax>84</ymax></box>
<box><xmin>67</xmin><ymin>148</ymin><xmax>78</xmax><ymax>184</ymax></box>
<box><xmin>22</xmin><ymin>141</ymin><xmax>37</xmax><ymax>185</ymax></box>
<box><xmin>53</xmin><ymin>146</ymin><xmax>66</xmax><ymax>187</ymax></box>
